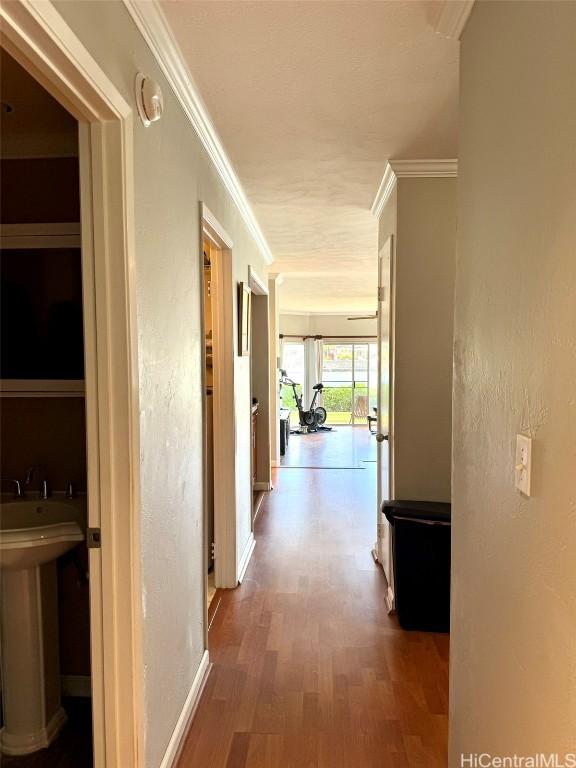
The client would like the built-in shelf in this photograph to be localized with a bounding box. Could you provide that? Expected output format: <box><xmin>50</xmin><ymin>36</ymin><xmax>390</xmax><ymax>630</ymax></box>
<box><xmin>0</xmin><ymin>222</ymin><xmax>81</xmax><ymax>249</ymax></box>
<box><xmin>0</xmin><ymin>380</ymin><xmax>85</xmax><ymax>398</ymax></box>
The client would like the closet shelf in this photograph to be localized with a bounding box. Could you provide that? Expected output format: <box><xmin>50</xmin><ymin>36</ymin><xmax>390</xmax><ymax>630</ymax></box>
<box><xmin>0</xmin><ymin>380</ymin><xmax>85</xmax><ymax>398</ymax></box>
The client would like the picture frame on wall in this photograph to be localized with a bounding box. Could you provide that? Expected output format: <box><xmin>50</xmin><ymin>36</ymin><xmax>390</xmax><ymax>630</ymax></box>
<box><xmin>238</xmin><ymin>282</ymin><xmax>251</xmax><ymax>356</ymax></box>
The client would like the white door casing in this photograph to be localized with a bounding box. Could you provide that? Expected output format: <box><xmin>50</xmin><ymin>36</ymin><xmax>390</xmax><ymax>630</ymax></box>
<box><xmin>201</xmin><ymin>204</ymin><xmax>239</xmax><ymax>589</ymax></box>
<box><xmin>376</xmin><ymin>236</ymin><xmax>395</xmax><ymax>611</ymax></box>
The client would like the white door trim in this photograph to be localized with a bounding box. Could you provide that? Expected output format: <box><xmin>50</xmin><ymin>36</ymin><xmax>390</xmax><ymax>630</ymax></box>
<box><xmin>376</xmin><ymin>236</ymin><xmax>395</xmax><ymax>610</ymax></box>
<box><xmin>0</xmin><ymin>3</ymin><xmax>143</xmax><ymax>766</ymax></box>
<box><xmin>201</xmin><ymin>204</ymin><xmax>238</xmax><ymax>589</ymax></box>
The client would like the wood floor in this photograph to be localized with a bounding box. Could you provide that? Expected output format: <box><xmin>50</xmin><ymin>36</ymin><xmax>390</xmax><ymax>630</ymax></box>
<box><xmin>280</xmin><ymin>424</ymin><xmax>376</xmax><ymax>469</ymax></box>
<box><xmin>177</xmin><ymin>456</ymin><xmax>449</xmax><ymax>768</ymax></box>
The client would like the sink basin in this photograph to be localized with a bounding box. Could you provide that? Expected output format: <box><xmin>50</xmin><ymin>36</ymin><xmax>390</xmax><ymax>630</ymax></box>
<box><xmin>0</xmin><ymin>497</ymin><xmax>84</xmax><ymax>570</ymax></box>
<box><xmin>0</xmin><ymin>494</ymin><xmax>86</xmax><ymax>755</ymax></box>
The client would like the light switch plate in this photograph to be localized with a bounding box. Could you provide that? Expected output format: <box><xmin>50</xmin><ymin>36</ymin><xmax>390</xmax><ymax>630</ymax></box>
<box><xmin>515</xmin><ymin>434</ymin><xmax>532</xmax><ymax>496</ymax></box>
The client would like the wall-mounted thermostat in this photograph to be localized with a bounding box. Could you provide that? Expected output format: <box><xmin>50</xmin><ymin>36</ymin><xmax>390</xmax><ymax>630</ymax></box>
<box><xmin>135</xmin><ymin>73</ymin><xmax>164</xmax><ymax>127</ymax></box>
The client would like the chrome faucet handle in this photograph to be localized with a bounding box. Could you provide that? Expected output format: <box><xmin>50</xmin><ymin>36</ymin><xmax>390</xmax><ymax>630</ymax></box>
<box><xmin>40</xmin><ymin>479</ymin><xmax>50</xmax><ymax>500</ymax></box>
<box><xmin>24</xmin><ymin>465</ymin><xmax>49</xmax><ymax>498</ymax></box>
<box><xmin>0</xmin><ymin>478</ymin><xmax>23</xmax><ymax>498</ymax></box>
<box><xmin>25</xmin><ymin>464</ymin><xmax>43</xmax><ymax>485</ymax></box>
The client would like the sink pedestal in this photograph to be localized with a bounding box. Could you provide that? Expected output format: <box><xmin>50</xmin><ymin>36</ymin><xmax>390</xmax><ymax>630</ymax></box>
<box><xmin>0</xmin><ymin>562</ymin><xmax>67</xmax><ymax>755</ymax></box>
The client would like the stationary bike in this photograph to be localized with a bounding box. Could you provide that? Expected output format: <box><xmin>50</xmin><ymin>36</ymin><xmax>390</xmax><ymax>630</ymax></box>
<box><xmin>280</xmin><ymin>371</ymin><xmax>332</xmax><ymax>433</ymax></box>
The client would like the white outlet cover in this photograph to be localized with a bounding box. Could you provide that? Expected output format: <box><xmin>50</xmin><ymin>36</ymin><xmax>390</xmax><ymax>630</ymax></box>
<box><xmin>515</xmin><ymin>434</ymin><xmax>532</xmax><ymax>496</ymax></box>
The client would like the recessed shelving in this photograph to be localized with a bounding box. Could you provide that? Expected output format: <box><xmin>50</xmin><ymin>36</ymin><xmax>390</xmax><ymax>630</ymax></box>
<box><xmin>0</xmin><ymin>380</ymin><xmax>85</xmax><ymax>398</ymax></box>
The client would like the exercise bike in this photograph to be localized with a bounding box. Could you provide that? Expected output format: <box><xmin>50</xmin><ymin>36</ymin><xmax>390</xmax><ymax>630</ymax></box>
<box><xmin>280</xmin><ymin>371</ymin><xmax>332</xmax><ymax>434</ymax></box>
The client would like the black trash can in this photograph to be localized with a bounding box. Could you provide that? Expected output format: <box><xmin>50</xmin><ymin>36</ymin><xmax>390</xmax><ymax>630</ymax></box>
<box><xmin>383</xmin><ymin>500</ymin><xmax>451</xmax><ymax>633</ymax></box>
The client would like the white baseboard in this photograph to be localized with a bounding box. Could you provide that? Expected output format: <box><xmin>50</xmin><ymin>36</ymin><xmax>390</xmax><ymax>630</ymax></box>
<box><xmin>61</xmin><ymin>675</ymin><xmax>92</xmax><ymax>698</ymax></box>
<box><xmin>237</xmin><ymin>533</ymin><xmax>256</xmax><ymax>583</ymax></box>
<box><xmin>371</xmin><ymin>548</ymin><xmax>396</xmax><ymax>614</ymax></box>
<box><xmin>253</xmin><ymin>481</ymin><xmax>271</xmax><ymax>491</ymax></box>
<box><xmin>385</xmin><ymin>586</ymin><xmax>395</xmax><ymax>614</ymax></box>
<box><xmin>159</xmin><ymin>650</ymin><xmax>211</xmax><ymax>768</ymax></box>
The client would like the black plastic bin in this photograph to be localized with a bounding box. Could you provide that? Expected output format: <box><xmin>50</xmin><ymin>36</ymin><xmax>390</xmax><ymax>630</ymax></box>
<box><xmin>383</xmin><ymin>500</ymin><xmax>451</xmax><ymax>633</ymax></box>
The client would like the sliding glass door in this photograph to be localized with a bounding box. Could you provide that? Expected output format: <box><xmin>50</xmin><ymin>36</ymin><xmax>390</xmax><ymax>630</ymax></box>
<box><xmin>321</xmin><ymin>341</ymin><xmax>378</xmax><ymax>425</ymax></box>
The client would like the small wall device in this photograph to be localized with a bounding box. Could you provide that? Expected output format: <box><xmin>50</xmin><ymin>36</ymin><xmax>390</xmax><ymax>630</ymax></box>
<box><xmin>135</xmin><ymin>73</ymin><xmax>164</xmax><ymax>126</ymax></box>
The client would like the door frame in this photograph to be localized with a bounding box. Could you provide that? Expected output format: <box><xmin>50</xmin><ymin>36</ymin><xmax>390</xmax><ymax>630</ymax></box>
<box><xmin>247</xmin><ymin>266</ymin><xmax>271</xmax><ymax>494</ymax></box>
<box><xmin>0</xmin><ymin>3</ymin><xmax>143</xmax><ymax>766</ymax></box>
<box><xmin>376</xmin><ymin>235</ymin><xmax>395</xmax><ymax>611</ymax></box>
<box><xmin>200</xmin><ymin>204</ymin><xmax>238</xmax><ymax>589</ymax></box>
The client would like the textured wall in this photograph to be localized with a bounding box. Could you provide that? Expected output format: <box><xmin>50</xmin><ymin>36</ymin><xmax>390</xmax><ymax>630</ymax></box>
<box><xmin>450</xmin><ymin>1</ymin><xmax>576</xmax><ymax>762</ymax></box>
<box><xmin>53</xmin><ymin>3</ymin><xmax>268</xmax><ymax>766</ymax></box>
<box><xmin>393</xmin><ymin>178</ymin><xmax>456</xmax><ymax>502</ymax></box>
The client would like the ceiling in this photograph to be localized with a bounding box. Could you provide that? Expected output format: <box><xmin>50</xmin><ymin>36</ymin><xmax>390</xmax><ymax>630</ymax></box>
<box><xmin>161</xmin><ymin>1</ymin><xmax>460</xmax><ymax>313</ymax></box>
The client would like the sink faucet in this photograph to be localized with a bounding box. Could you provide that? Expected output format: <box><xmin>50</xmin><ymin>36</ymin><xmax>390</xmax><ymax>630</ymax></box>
<box><xmin>0</xmin><ymin>478</ymin><xmax>23</xmax><ymax>499</ymax></box>
<box><xmin>25</xmin><ymin>465</ymin><xmax>50</xmax><ymax>500</ymax></box>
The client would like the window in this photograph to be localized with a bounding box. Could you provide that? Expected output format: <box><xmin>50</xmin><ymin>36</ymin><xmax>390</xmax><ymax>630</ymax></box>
<box><xmin>321</xmin><ymin>341</ymin><xmax>378</xmax><ymax>425</ymax></box>
<box><xmin>281</xmin><ymin>341</ymin><xmax>304</xmax><ymax>414</ymax></box>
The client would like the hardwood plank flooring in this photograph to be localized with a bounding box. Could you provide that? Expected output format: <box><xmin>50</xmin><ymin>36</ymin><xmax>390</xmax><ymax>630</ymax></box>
<box><xmin>280</xmin><ymin>425</ymin><xmax>376</xmax><ymax>469</ymax></box>
<box><xmin>178</xmin><ymin>458</ymin><xmax>448</xmax><ymax>768</ymax></box>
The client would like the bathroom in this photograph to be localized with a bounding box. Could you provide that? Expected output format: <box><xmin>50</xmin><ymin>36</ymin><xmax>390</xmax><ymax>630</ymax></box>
<box><xmin>1</xmin><ymin>49</ymin><xmax>93</xmax><ymax>765</ymax></box>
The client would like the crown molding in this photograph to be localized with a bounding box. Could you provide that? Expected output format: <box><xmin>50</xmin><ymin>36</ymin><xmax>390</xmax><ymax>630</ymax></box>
<box><xmin>268</xmin><ymin>272</ymin><xmax>284</xmax><ymax>286</ymax></box>
<box><xmin>371</xmin><ymin>159</ymin><xmax>458</xmax><ymax>218</ymax></box>
<box><xmin>370</xmin><ymin>163</ymin><xmax>398</xmax><ymax>218</ymax></box>
<box><xmin>122</xmin><ymin>0</ymin><xmax>273</xmax><ymax>265</ymax></box>
<box><xmin>434</xmin><ymin>0</ymin><xmax>476</xmax><ymax>40</ymax></box>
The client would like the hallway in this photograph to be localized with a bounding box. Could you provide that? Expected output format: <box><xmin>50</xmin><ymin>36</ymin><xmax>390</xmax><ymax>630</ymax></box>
<box><xmin>178</xmin><ymin>467</ymin><xmax>448</xmax><ymax>767</ymax></box>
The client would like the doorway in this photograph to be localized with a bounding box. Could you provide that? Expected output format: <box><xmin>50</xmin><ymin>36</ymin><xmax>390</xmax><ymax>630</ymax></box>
<box><xmin>248</xmin><ymin>267</ymin><xmax>271</xmax><ymax>525</ymax></box>
<box><xmin>1</xmin><ymin>5</ymin><xmax>143</xmax><ymax>765</ymax></box>
<box><xmin>375</xmin><ymin>235</ymin><xmax>394</xmax><ymax>611</ymax></box>
<box><xmin>0</xmin><ymin>48</ymin><xmax>94</xmax><ymax>767</ymax></box>
<box><xmin>200</xmin><ymin>206</ymin><xmax>238</xmax><ymax>593</ymax></box>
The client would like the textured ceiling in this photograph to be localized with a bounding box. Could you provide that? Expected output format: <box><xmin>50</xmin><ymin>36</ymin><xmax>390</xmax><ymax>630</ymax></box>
<box><xmin>161</xmin><ymin>1</ymin><xmax>459</xmax><ymax>312</ymax></box>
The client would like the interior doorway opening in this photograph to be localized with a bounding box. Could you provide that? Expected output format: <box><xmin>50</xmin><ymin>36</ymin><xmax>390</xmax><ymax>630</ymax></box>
<box><xmin>202</xmin><ymin>239</ymin><xmax>217</xmax><ymax>613</ymax></box>
<box><xmin>248</xmin><ymin>267</ymin><xmax>271</xmax><ymax>525</ymax></box>
<box><xmin>0</xmin><ymin>48</ymin><xmax>92</xmax><ymax>766</ymax></box>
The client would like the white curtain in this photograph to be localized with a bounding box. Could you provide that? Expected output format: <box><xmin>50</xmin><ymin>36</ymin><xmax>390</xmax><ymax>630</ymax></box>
<box><xmin>304</xmin><ymin>337</ymin><xmax>323</xmax><ymax>407</ymax></box>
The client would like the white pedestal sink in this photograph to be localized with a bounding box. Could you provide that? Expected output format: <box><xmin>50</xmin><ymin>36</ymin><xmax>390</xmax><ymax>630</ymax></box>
<box><xmin>0</xmin><ymin>495</ymin><xmax>85</xmax><ymax>755</ymax></box>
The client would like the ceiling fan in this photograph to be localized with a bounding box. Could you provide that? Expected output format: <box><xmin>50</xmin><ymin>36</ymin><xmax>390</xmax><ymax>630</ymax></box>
<box><xmin>347</xmin><ymin>312</ymin><xmax>378</xmax><ymax>320</ymax></box>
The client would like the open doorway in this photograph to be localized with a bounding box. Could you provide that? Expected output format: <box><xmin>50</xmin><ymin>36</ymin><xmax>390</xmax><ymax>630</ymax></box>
<box><xmin>200</xmin><ymin>206</ymin><xmax>238</xmax><ymax>606</ymax></box>
<box><xmin>0</xmin><ymin>48</ymin><xmax>91</xmax><ymax>766</ymax></box>
<box><xmin>248</xmin><ymin>267</ymin><xmax>271</xmax><ymax>525</ymax></box>
<box><xmin>202</xmin><ymin>239</ymin><xmax>217</xmax><ymax>615</ymax></box>
<box><xmin>1</xmin><ymin>7</ymin><xmax>143</xmax><ymax>764</ymax></box>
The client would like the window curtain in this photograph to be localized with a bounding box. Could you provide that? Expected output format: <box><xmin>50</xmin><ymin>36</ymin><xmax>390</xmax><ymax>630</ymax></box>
<box><xmin>304</xmin><ymin>337</ymin><xmax>323</xmax><ymax>407</ymax></box>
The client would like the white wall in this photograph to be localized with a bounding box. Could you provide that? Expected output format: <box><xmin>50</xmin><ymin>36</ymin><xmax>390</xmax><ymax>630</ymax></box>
<box><xmin>450</xmin><ymin>1</ymin><xmax>576</xmax><ymax>762</ymax></box>
<box><xmin>280</xmin><ymin>312</ymin><xmax>377</xmax><ymax>338</ymax></box>
<box><xmin>378</xmin><ymin>178</ymin><xmax>456</xmax><ymax>503</ymax></box>
<box><xmin>53</xmin><ymin>3</ymin><xmax>268</xmax><ymax>766</ymax></box>
<box><xmin>395</xmin><ymin>177</ymin><xmax>456</xmax><ymax>501</ymax></box>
